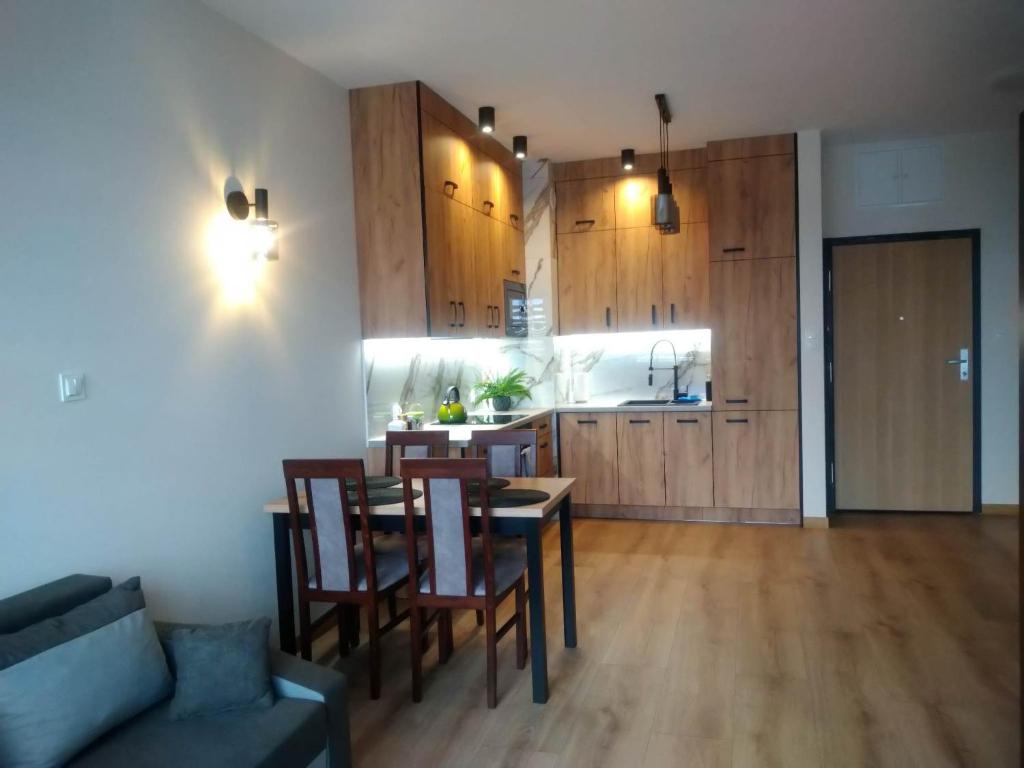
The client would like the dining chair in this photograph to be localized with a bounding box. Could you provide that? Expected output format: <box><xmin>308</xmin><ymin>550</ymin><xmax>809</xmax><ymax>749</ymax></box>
<box><xmin>282</xmin><ymin>458</ymin><xmax>411</xmax><ymax>699</ymax></box>
<box><xmin>384</xmin><ymin>430</ymin><xmax>451</xmax><ymax>476</ymax></box>
<box><xmin>400</xmin><ymin>458</ymin><xmax>528</xmax><ymax>708</ymax></box>
<box><xmin>468</xmin><ymin>429</ymin><xmax>538</xmax><ymax>477</ymax></box>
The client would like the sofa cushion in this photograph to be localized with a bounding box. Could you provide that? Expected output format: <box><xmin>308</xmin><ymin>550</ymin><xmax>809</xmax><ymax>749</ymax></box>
<box><xmin>67</xmin><ymin>697</ymin><xmax>327</xmax><ymax>768</ymax></box>
<box><xmin>0</xmin><ymin>574</ymin><xmax>112</xmax><ymax>635</ymax></box>
<box><xmin>167</xmin><ymin>618</ymin><xmax>274</xmax><ymax>720</ymax></box>
<box><xmin>0</xmin><ymin>577</ymin><xmax>172</xmax><ymax>768</ymax></box>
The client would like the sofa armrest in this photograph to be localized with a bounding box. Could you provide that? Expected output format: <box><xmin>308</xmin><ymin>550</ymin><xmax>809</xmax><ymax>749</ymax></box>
<box><xmin>270</xmin><ymin>651</ymin><xmax>352</xmax><ymax>768</ymax></box>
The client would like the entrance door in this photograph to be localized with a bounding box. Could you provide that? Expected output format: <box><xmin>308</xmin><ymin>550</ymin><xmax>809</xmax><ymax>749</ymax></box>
<box><xmin>827</xmin><ymin>232</ymin><xmax>978</xmax><ymax>512</ymax></box>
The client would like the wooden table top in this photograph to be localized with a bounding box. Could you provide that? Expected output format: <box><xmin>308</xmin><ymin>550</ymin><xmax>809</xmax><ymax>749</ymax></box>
<box><xmin>263</xmin><ymin>476</ymin><xmax>576</xmax><ymax>519</ymax></box>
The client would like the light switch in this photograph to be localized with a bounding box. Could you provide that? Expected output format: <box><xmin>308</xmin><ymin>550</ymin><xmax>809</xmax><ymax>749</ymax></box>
<box><xmin>58</xmin><ymin>372</ymin><xmax>86</xmax><ymax>402</ymax></box>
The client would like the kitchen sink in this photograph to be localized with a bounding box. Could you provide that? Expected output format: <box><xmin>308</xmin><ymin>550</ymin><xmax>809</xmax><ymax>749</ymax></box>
<box><xmin>618</xmin><ymin>399</ymin><xmax>673</xmax><ymax>406</ymax></box>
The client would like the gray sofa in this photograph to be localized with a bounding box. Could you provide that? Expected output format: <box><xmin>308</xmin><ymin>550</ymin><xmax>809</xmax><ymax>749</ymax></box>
<box><xmin>0</xmin><ymin>575</ymin><xmax>352</xmax><ymax>768</ymax></box>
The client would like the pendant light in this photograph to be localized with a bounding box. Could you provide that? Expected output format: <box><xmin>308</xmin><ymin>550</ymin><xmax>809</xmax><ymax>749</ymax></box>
<box><xmin>652</xmin><ymin>93</ymin><xmax>679</xmax><ymax>234</ymax></box>
<box><xmin>621</xmin><ymin>148</ymin><xmax>635</xmax><ymax>171</ymax></box>
<box><xmin>478</xmin><ymin>106</ymin><xmax>495</xmax><ymax>133</ymax></box>
<box><xmin>513</xmin><ymin>135</ymin><xmax>527</xmax><ymax>159</ymax></box>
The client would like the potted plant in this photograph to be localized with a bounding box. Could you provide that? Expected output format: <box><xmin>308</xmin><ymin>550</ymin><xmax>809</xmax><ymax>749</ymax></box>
<box><xmin>473</xmin><ymin>369</ymin><xmax>533</xmax><ymax>412</ymax></box>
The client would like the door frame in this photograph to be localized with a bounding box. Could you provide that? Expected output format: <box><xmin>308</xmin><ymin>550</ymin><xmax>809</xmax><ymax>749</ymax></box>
<box><xmin>822</xmin><ymin>229</ymin><xmax>982</xmax><ymax>515</ymax></box>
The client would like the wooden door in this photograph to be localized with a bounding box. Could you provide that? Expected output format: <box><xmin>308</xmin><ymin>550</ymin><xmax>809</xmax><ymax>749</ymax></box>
<box><xmin>615</xmin><ymin>227</ymin><xmax>663</xmax><ymax>331</ymax></box>
<box><xmin>713</xmin><ymin>411</ymin><xmax>799</xmax><ymax>509</ymax></box>
<box><xmin>555</xmin><ymin>178</ymin><xmax>615</xmax><ymax>233</ymax></box>
<box><xmin>708</xmin><ymin>154</ymin><xmax>794</xmax><ymax>261</ymax></box>
<box><xmin>425</xmin><ymin>191</ymin><xmax>477</xmax><ymax>336</ymax></box>
<box><xmin>420</xmin><ymin>110</ymin><xmax>473</xmax><ymax>205</ymax></box>
<box><xmin>617</xmin><ymin>413</ymin><xmax>666</xmax><ymax>506</ymax></box>
<box><xmin>557</xmin><ymin>230</ymin><xmax>617</xmax><ymax>334</ymax></box>
<box><xmin>832</xmin><ymin>236</ymin><xmax>975</xmax><ymax>512</ymax></box>
<box><xmin>711</xmin><ymin>257</ymin><xmax>798</xmax><ymax>410</ymax></box>
<box><xmin>614</xmin><ymin>175</ymin><xmax>658</xmax><ymax>229</ymax></box>
<box><xmin>663</xmin><ymin>412</ymin><xmax>714</xmax><ymax>507</ymax></box>
<box><xmin>670</xmin><ymin>168</ymin><xmax>708</xmax><ymax>224</ymax></box>
<box><xmin>662</xmin><ymin>222</ymin><xmax>710</xmax><ymax>328</ymax></box>
<box><xmin>558</xmin><ymin>413</ymin><xmax>619</xmax><ymax>504</ymax></box>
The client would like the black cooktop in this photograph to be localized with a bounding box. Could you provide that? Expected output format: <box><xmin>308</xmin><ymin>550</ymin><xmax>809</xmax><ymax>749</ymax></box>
<box><xmin>429</xmin><ymin>414</ymin><xmax>525</xmax><ymax>426</ymax></box>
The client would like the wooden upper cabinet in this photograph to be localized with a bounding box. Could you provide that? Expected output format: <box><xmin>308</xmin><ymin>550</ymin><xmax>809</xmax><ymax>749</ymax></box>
<box><xmin>473</xmin><ymin>215</ymin><xmax>505</xmax><ymax>337</ymax></box>
<box><xmin>670</xmin><ymin>167</ymin><xmax>707</xmax><ymax>224</ymax></box>
<box><xmin>558</xmin><ymin>412</ymin><xmax>619</xmax><ymax>504</ymax></box>
<box><xmin>504</xmin><ymin>225</ymin><xmax>525</xmax><ymax>283</ymax></box>
<box><xmin>555</xmin><ymin>178</ymin><xmax>615</xmax><ymax>233</ymax></box>
<box><xmin>425</xmin><ymin>190</ymin><xmax>479</xmax><ymax>337</ymax></box>
<box><xmin>711</xmin><ymin>257</ymin><xmax>798</xmax><ymax>410</ymax></box>
<box><xmin>617</xmin><ymin>413</ymin><xmax>666</xmax><ymax>506</ymax></box>
<box><xmin>472</xmin><ymin>147</ymin><xmax>508</xmax><ymax>222</ymax></box>
<box><xmin>614</xmin><ymin>175</ymin><xmax>658</xmax><ymax>229</ymax></box>
<box><xmin>663</xmin><ymin>412</ymin><xmax>714</xmax><ymax>507</ymax></box>
<box><xmin>506</xmin><ymin>165</ymin><xmax>524</xmax><ymax>230</ymax></box>
<box><xmin>557</xmin><ymin>230</ymin><xmax>617</xmax><ymax>334</ymax></box>
<box><xmin>615</xmin><ymin>227</ymin><xmax>663</xmax><ymax>331</ymax></box>
<box><xmin>420</xmin><ymin>110</ymin><xmax>473</xmax><ymax>205</ymax></box>
<box><xmin>712</xmin><ymin>410</ymin><xmax>799</xmax><ymax>509</ymax></box>
<box><xmin>662</xmin><ymin>222</ymin><xmax>710</xmax><ymax>329</ymax></box>
<box><xmin>708</xmin><ymin>153</ymin><xmax>795</xmax><ymax>261</ymax></box>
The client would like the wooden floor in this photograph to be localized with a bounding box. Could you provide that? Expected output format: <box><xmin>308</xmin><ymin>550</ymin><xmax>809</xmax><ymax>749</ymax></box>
<box><xmin>313</xmin><ymin>514</ymin><xmax>1020</xmax><ymax>767</ymax></box>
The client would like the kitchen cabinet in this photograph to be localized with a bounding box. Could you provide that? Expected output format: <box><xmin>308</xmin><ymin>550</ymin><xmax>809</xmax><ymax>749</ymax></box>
<box><xmin>615</xmin><ymin>227</ymin><xmax>663</xmax><ymax>331</ymax></box>
<box><xmin>532</xmin><ymin>414</ymin><xmax>554</xmax><ymax>477</ymax></box>
<box><xmin>558</xmin><ymin>412</ymin><xmax>618</xmax><ymax>504</ymax></box>
<box><xmin>616</xmin><ymin>414</ymin><xmax>666</xmax><ymax>506</ymax></box>
<box><xmin>663</xmin><ymin>412</ymin><xmax>714</xmax><ymax>507</ymax></box>
<box><xmin>614</xmin><ymin>175</ymin><xmax>658</xmax><ymax>229</ymax></box>
<box><xmin>349</xmin><ymin>81</ymin><xmax>526</xmax><ymax>339</ymax></box>
<box><xmin>555</xmin><ymin>178</ymin><xmax>616</xmax><ymax>233</ymax></box>
<box><xmin>711</xmin><ymin>257</ymin><xmax>798</xmax><ymax>410</ymax></box>
<box><xmin>712</xmin><ymin>410</ymin><xmax>799</xmax><ymax>509</ymax></box>
<box><xmin>661</xmin><ymin>221</ymin><xmax>710</xmax><ymax>329</ymax></box>
<box><xmin>708</xmin><ymin>153</ymin><xmax>794</xmax><ymax>262</ymax></box>
<box><xmin>670</xmin><ymin>167</ymin><xmax>708</xmax><ymax>224</ymax></box>
<box><xmin>557</xmin><ymin>230</ymin><xmax>617</xmax><ymax>334</ymax></box>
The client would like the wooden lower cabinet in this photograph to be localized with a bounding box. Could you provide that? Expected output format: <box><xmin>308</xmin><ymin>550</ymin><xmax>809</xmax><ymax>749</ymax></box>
<box><xmin>522</xmin><ymin>414</ymin><xmax>554</xmax><ymax>477</ymax></box>
<box><xmin>712</xmin><ymin>410</ymin><xmax>799</xmax><ymax>509</ymax></box>
<box><xmin>616</xmin><ymin>414</ymin><xmax>666</xmax><ymax>506</ymax></box>
<box><xmin>663</xmin><ymin>412</ymin><xmax>714</xmax><ymax>507</ymax></box>
<box><xmin>557</xmin><ymin>412</ymin><xmax>618</xmax><ymax>504</ymax></box>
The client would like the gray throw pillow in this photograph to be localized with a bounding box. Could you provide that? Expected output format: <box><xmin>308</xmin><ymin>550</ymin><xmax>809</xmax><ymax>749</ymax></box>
<box><xmin>167</xmin><ymin>618</ymin><xmax>274</xmax><ymax>720</ymax></box>
<box><xmin>0</xmin><ymin>577</ymin><xmax>172</xmax><ymax>768</ymax></box>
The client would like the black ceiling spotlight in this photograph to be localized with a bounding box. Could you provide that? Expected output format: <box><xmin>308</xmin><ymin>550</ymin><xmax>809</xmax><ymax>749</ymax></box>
<box><xmin>478</xmin><ymin>106</ymin><xmax>495</xmax><ymax>134</ymax></box>
<box><xmin>621</xmin><ymin>148</ymin><xmax>635</xmax><ymax>171</ymax></box>
<box><xmin>226</xmin><ymin>187</ymin><xmax>279</xmax><ymax>261</ymax></box>
<box><xmin>513</xmin><ymin>135</ymin><xmax>527</xmax><ymax>160</ymax></box>
<box><xmin>652</xmin><ymin>93</ymin><xmax>679</xmax><ymax>234</ymax></box>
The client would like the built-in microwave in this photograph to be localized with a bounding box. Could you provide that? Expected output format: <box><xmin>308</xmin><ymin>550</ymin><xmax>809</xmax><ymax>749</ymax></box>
<box><xmin>503</xmin><ymin>280</ymin><xmax>528</xmax><ymax>337</ymax></box>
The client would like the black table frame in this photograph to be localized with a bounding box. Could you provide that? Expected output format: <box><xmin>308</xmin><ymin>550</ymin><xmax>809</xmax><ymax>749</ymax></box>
<box><xmin>271</xmin><ymin>494</ymin><xmax>577</xmax><ymax>704</ymax></box>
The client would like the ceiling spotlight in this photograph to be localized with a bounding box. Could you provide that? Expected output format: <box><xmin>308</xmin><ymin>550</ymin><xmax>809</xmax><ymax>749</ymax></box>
<box><xmin>621</xmin><ymin>148</ymin><xmax>635</xmax><ymax>171</ymax></box>
<box><xmin>226</xmin><ymin>187</ymin><xmax>279</xmax><ymax>261</ymax></box>
<box><xmin>478</xmin><ymin>106</ymin><xmax>495</xmax><ymax>134</ymax></box>
<box><xmin>513</xmin><ymin>135</ymin><xmax>527</xmax><ymax>160</ymax></box>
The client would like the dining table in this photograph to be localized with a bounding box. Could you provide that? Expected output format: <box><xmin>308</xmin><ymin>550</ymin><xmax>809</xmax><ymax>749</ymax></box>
<box><xmin>262</xmin><ymin>475</ymin><xmax>578</xmax><ymax>704</ymax></box>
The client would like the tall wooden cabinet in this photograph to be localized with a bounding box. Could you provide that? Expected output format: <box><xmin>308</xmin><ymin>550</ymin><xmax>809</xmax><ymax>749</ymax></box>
<box><xmin>350</xmin><ymin>81</ymin><xmax>525</xmax><ymax>338</ymax></box>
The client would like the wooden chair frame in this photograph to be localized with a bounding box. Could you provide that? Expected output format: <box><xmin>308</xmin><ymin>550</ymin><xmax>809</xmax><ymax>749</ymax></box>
<box><xmin>468</xmin><ymin>428</ymin><xmax>539</xmax><ymax>477</ymax></box>
<box><xmin>384</xmin><ymin>430</ymin><xmax>451</xmax><ymax>476</ymax></box>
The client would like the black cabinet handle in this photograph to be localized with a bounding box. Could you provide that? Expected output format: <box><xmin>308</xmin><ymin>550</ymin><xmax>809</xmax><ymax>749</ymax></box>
<box><xmin>575</xmin><ymin>218</ymin><xmax>596</xmax><ymax>226</ymax></box>
<box><xmin>670</xmin><ymin>303</ymin><xmax>676</xmax><ymax>323</ymax></box>
<box><xmin>726</xmin><ymin>418</ymin><xmax>749</xmax><ymax>424</ymax></box>
<box><xmin>494</xmin><ymin>305</ymin><xmax>500</xmax><ymax>327</ymax></box>
<box><xmin>722</xmin><ymin>246</ymin><xmax>745</xmax><ymax>253</ymax></box>
<box><xmin>651</xmin><ymin>304</ymin><xmax>657</xmax><ymax>325</ymax></box>
<box><xmin>629</xmin><ymin>419</ymin><xmax>651</xmax><ymax>424</ymax></box>
<box><xmin>510</xmin><ymin>213</ymin><xmax>520</xmax><ymax>224</ymax></box>
<box><xmin>605</xmin><ymin>307</ymin><xmax>611</xmax><ymax>327</ymax></box>
<box><xmin>484</xmin><ymin>305</ymin><xmax>492</xmax><ymax>328</ymax></box>
<box><xmin>577</xmin><ymin>419</ymin><xmax>597</xmax><ymax>425</ymax></box>
<box><xmin>539</xmin><ymin>442</ymin><xmax>549</xmax><ymax>449</ymax></box>
<box><xmin>449</xmin><ymin>301</ymin><xmax>457</xmax><ymax>328</ymax></box>
<box><xmin>483</xmin><ymin>199</ymin><xmax>494</xmax><ymax>212</ymax></box>
<box><xmin>725</xmin><ymin>398</ymin><xmax>748</xmax><ymax>404</ymax></box>
<box><xmin>457</xmin><ymin>301</ymin><xmax>466</xmax><ymax>327</ymax></box>
<box><xmin>443</xmin><ymin>180</ymin><xmax>459</xmax><ymax>195</ymax></box>
<box><xmin>676</xmin><ymin>418</ymin><xmax>699</xmax><ymax>424</ymax></box>
<box><xmin>511</xmin><ymin>269</ymin><xmax>521</xmax><ymax>275</ymax></box>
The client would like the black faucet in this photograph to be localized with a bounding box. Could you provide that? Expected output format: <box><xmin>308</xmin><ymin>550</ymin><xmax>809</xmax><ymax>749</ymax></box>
<box><xmin>648</xmin><ymin>339</ymin><xmax>683</xmax><ymax>401</ymax></box>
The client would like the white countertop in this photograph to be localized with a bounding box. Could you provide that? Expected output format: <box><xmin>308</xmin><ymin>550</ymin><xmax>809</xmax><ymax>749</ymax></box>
<box><xmin>555</xmin><ymin>399</ymin><xmax>711</xmax><ymax>413</ymax></box>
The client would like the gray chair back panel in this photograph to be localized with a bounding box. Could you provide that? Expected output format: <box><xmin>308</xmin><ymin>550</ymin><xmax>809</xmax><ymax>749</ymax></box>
<box><xmin>310</xmin><ymin>478</ymin><xmax>352</xmax><ymax>591</ymax></box>
<box><xmin>487</xmin><ymin>444</ymin><xmax>535</xmax><ymax>477</ymax></box>
<box><xmin>404</xmin><ymin>445</ymin><xmax>429</xmax><ymax>459</ymax></box>
<box><xmin>427</xmin><ymin>478</ymin><xmax>468</xmax><ymax>596</ymax></box>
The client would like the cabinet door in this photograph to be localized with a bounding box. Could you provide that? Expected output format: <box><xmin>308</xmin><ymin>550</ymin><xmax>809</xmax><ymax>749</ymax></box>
<box><xmin>708</xmin><ymin>154</ymin><xmax>794</xmax><ymax>261</ymax></box>
<box><xmin>615</xmin><ymin>227</ymin><xmax>663</xmax><ymax>331</ymax></box>
<box><xmin>421</xmin><ymin>110</ymin><xmax>473</xmax><ymax>206</ymax></box>
<box><xmin>557</xmin><ymin>230</ymin><xmax>617</xmax><ymax>334</ymax></box>
<box><xmin>535</xmin><ymin>416</ymin><xmax>554</xmax><ymax>477</ymax></box>
<box><xmin>712</xmin><ymin>411</ymin><xmax>799</xmax><ymax>509</ymax></box>
<box><xmin>614</xmin><ymin>175</ymin><xmax>658</xmax><ymax>229</ymax></box>
<box><xmin>616</xmin><ymin>414</ymin><xmax>666</xmax><ymax>506</ymax></box>
<box><xmin>558</xmin><ymin>413</ymin><xmax>618</xmax><ymax>504</ymax></box>
<box><xmin>555</xmin><ymin>178</ymin><xmax>615</xmax><ymax>233</ymax></box>
<box><xmin>506</xmin><ymin>164</ymin><xmax>524</xmax><ymax>230</ymax></box>
<box><xmin>663</xmin><ymin>413</ymin><xmax>714</xmax><ymax>507</ymax></box>
<box><xmin>473</xmin><ymin>215</ymin><xmax>504</xmax><ymax>337</ymax></box>
<box><xmin>504</xmin><ymin>224</ymin><xmax>526</xmax><ymax>283</ymax></box>
<box><xmin>662</xmin><ymin>222</ymin><xmax>709</xmax><ymax>329</ymax></box>
<box><xmin>711</xmin><ymin>257</ymin><xmax>797</xmax><ymax>410</ymax></box>
<box><xmin>473</xmin><ymin>149</ymin><xmax>508</xmax><ymax>222</ymax></box>
<box><xmin>425</xmin><ymin>191</ymin><xmax>478</xmax><ymax>336</ymax></box>
<box><xmin>670</xmin><ymin>168</ymin><xmax>708</xmax><ymax>224</ymax></box>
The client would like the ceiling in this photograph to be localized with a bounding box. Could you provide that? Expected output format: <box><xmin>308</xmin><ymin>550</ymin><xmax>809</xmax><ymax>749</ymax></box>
<box><xmin>203</xmin><ymin>0</ymin><xmax>1024</xmax><ymax>161</ymax></box>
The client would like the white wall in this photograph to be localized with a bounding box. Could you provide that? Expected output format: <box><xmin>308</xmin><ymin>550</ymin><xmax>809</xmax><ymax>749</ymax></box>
<box><xmin>0</xmin><ymin>1</ymin><xmax>365</xmax><ymax>624</ymax></box>
<box><xmin>822</xmin><ymin>131</ymin><xmax>1019</xmax><ymax>504</ymax></box>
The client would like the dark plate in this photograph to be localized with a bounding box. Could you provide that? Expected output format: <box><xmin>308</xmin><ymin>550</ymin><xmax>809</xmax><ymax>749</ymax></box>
<box><xmin>347</xmin><ymin>487</ymin><xmax>421</xmax><ymax>506</ymax></box>
<box><xmin>345</xmin><ymin>475</ymin><xmax>401</xmax><ymax>490</ymax></box>
<box><xmin>468</xmin><ymin>488</ymin><xmax>551</xmax><ymax>508</ymax></box>
<box><xmin>466</xmin><ymin>477</ymin><xmax>511</xmax><ymax>491</ymax></box>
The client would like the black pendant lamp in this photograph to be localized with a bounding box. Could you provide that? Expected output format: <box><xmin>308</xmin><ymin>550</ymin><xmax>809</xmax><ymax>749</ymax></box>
<box><xmin>513</xmin><ymin>135</ymin><xmax>527</xmax><ymax>159</ymax></box>
<box><xmin>652</xmin><ymin>94</ymin><xmax>679</xmax><ymax>234</ymax></box>
<box><xmin>478</xmin><ymin>106</ymin><xmax>495</xmax><ymax>134</ymax></box>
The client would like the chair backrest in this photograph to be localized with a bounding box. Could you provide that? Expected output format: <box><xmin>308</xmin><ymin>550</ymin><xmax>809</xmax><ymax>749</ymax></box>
<box><xmin>400</xmin><ymin>458</ymin><xmax>496</xmax><ymax>599</ymax></box>
<box><xmin>282</xmin><ymin>459</ymin><xmax>376</xmax><ymax>595</ymax></box>
<box><xmin>469</xmin><ymin>429</ymin><xmax>537</xmax><ymax>477</ymax></box>
<box><xmin>384</xmin><ymin>430</ymin><xmax>451</xmax><ymax>476</ymax></box>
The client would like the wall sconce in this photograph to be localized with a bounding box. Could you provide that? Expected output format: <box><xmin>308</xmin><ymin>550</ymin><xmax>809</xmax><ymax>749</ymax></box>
<box><xmin>226</xmin><ymin>187</ymin><xmax>279</xmax><ymax>261</ymax></box>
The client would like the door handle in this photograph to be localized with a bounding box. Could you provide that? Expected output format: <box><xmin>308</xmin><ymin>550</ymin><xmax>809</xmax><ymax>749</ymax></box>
<box><xmin>577</xmin><ymin>419</ymin><xmax>597</xmax><ymax>425</ymax></box>
<box><xmin>449</xmin><ymin>301</ymin><xmax>457</xmax><ymax>328</ymax></box>
<box><xmin>670</xmin><ymin>303</ymin><xmax>676</xmax><ymax>323</ymax></box>
<box><xmin>510</xmin><ymin>213</ymin><xmax>520</xmax><ymax>225</ymax></box>
<box><xmin>725</xmin><ymin>418</ymin><xmax>749</xmax><ymax>424</ymax></box>
<box><xmin>457</xmin><ymin>301</ymin><xmax>466</xmax><ymax>327</ymax></box>
<box><xmin>575</xmin><ymin>219</ymin><xmax>596</xmax><ymax>227</ymax></box>
<box><xmin>605</xmin><ymin>307</ymin><xmax>611</xmax><ymax>327</ymax></box>
<box><xmin>722</xmin><ymin>246</ymin><xmax>745</xmax><ymax>253</ymax></box>
<box><xmin>725</xmin><ymin>398</ymin><xmax>748</xmax><ymax>404</ymax></box>
<box><xmin>676</xmin><ymin>418</ymin><xmax>698</xmax><ymax>424</ymax></box>
<box><xmin>945</xmin><ymin>347</ymin><xmax>969</xmax><ymax>381</ymax></box>
<box><xmin>493</xmin><ymin>305</ymin><xmax>500</xmax><ymax>328</ymax></box>
<box><xmin>651</xmin><ymin>304</ymin><xmax>657</xmax><ymax>325</ymax></box>
<box><xmin>629</xmin><ymin>419</ymin><xmax>651</xmax><ymax>424</ymax></box>
<box><xmin>443</xmin><ymin>180</ymin><xmax>459</xmax><ymax>196</ymax></box>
